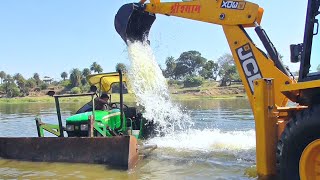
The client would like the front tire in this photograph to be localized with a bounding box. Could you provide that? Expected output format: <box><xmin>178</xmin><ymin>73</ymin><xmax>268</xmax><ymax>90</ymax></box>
<box><xmin>276</xmin><ymin>104</ymin><xmax>320</xmax><ymax>180</ymax></box>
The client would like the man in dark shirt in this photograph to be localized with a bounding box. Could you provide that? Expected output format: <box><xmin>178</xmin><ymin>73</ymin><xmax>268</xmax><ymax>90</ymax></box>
<box><xmin>94</xmin><ymin>93</ymin><xmax>110</xmax><ymax>110</ymax></box>
<box><xmin>76</xmin><ymin>93</ymin><xmax>110</xmax><ymax>114</ymax></box>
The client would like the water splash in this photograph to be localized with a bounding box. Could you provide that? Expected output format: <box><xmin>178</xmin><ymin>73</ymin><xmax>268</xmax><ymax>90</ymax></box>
<box><xmin>146</xmin><ymin>129</ymin><xmax>256</xmax><ymax>161</ymax></box>
<box><xmin>125</xmin><ymin>41</ymin><xmax>255</xmax><ymax>163</ymax></box>
<box><xmin>147</xmin><ymin>129</ymin><xmax>255</xmax><ymax>151</ymax></box>
<box><xmin>126</xmin><ymin>41</ymin><xmax>193</xmax><ymax>134</ymax></box>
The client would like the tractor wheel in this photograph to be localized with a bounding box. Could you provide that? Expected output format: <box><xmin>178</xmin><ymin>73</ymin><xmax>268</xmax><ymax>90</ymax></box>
<box><xmin>226</xmin><ymin>80</ymin><xmax>232</xmax><ymax>86</ymax></box>
<box><xmin>276</xmin><ymin>104</ymin><xmax>320</xmax><ymax>180</ymax></box>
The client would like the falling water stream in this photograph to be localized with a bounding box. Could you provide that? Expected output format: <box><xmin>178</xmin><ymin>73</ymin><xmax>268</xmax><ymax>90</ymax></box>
<box><xmin>126</xmin><ymin>41</ymin><xmax>193</xmax><ymax>134</ymax></box>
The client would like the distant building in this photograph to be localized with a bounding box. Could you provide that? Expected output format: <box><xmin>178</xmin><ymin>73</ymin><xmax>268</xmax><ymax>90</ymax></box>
<box><xmin>43</xmin><ymin>76</ymin><xmax>53</xmax><ymax>84</ymax></box>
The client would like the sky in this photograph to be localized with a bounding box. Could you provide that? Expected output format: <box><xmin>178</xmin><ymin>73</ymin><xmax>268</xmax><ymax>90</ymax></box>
<box><xmin>0</xmin><ymin>0</ymin><xmax>309</xmax><ymax>80</ymax></box>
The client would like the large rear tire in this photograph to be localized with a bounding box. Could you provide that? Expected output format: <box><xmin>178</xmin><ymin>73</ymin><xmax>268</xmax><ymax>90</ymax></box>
<box><xmin>276</xmin><ymin>104</ymin><xmax>320</xmax><ymax>180</ymax></box>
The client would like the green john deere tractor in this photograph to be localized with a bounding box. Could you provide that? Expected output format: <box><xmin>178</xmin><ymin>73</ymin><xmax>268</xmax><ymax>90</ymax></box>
<box><xmin>36</xmin><ymin>70</ymin><xmax>155</xmax><ymax>139</ymax></box>
<box><xmin>0</xmin><ymin>70</ymin><xmax>156</xmax><ymax>169</ymax></box>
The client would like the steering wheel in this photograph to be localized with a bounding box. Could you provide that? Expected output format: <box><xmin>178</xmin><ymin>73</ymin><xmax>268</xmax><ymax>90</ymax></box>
<box><xmin>110</xmin><ymin>102</ymin><xmax>129</xmax><ymax>109</ymax></box>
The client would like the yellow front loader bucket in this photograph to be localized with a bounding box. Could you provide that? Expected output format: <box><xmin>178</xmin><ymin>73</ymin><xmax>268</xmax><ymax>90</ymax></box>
<box><xmin>114</xmin><ymin>3</ymin><xmax>156</xmax><ymax>43</ymax></box>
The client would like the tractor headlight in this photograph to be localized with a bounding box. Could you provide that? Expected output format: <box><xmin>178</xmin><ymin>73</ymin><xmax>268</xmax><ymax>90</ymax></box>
<box><xmin>66</xmin><ymin>125</ymin><xmax>74</xmax><ymax>131</ymax></box>
<box><xmin>80</xmin><ymin>124</ymin><xmax>88</xmax><ymax>131</ymax></box>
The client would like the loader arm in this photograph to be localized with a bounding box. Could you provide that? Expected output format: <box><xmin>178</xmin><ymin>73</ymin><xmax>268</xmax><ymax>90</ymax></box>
<box><xmin>115</xmin><ymin>0</ymin><xmax>295</xmax><ymax>110</ymax></box>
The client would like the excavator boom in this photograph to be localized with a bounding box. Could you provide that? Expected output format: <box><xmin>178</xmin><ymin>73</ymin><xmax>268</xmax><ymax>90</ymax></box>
<box><xmin>115</xmin><ymin>0</ymin><xmax>263</xmax><ymax>43</ymax></box>
<box><xmin>114</xmin><ymin>0</ymin><xmax>293</xmax><ymax>109</ymax></box>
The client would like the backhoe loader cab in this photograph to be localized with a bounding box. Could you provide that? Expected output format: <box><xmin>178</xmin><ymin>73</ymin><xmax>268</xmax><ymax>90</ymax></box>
<box><xmin>291</xmin><ymin>0</ymin><xmax>320</xmax><ymax>82</ymax></box>
<box><xmin>115</xmin><ymin>0</ymin><xmax>320</xmax><ymax>179</ymax></box>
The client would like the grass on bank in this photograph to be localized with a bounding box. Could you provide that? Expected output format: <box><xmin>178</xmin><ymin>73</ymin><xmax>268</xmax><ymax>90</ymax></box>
<box><xmin>0</xmin><ymin>82</ymin><xmax>246</xmax><ymax>104</ymax></box>
<box><xmin>0</xmin><ymin>92</ymin><xmax>246</xmax><ymax>104</ymax></box>
<box><xmin>0</xmin><ymin>94</ymin><xmax>137</xmax><ymax>104</ymax></box>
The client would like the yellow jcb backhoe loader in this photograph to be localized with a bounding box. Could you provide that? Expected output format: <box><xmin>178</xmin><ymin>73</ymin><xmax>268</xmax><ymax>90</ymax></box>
<box><xmin>115</xmin><ymin>0</ymin><xmax>320</xmax><ymax>179</ymax></box>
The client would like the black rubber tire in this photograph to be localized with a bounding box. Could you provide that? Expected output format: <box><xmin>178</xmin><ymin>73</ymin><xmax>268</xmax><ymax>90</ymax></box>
<box><xmin>226</xmin><ymin>80</ymin><xmax>232</xmax><ymax>86</ymax></box>
<box><xmin>276</xmin><ymin>104</ymin><xmax>320</xmax><ymax>180</ymax></box>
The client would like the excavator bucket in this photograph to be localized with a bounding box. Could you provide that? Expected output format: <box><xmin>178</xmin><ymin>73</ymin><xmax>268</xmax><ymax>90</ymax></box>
<box><xmin>115</xmin><ymin>3</ymin><xmax>156</xmax><ymax>43</ymax></box>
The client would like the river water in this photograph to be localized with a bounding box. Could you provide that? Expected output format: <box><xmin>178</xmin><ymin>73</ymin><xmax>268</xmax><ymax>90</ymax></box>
<box><xmin>0</xmin><ymin>98</ymin><xmax>257</xmax><ymax>179</ymax></box>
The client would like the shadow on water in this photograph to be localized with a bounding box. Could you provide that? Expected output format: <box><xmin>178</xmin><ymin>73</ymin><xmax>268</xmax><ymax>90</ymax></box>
<box><xmin>0</xmin><ymin>98</ymin><xmax>259</xmax><ymax>179</ymax></box>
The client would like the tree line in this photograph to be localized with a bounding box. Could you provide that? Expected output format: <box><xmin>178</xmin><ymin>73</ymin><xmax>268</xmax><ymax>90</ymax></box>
<box><xmin>0</xmin><ymin>61</ymin><xmax>117</xmax><ymax>97</ymax></box>
<box><xmin>162</xmin><ymin>50</ymin><xmax>240</xmax><ymax>87</ymax></box>
<box><xmin>0</xmin><ymin>50</ymin><xmax>241</xmax><ymax>98</ymax></box>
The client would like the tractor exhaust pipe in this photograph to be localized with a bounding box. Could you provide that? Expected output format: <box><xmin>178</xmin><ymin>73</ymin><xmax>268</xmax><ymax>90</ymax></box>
<box><xmin>114</xmin><ymin>3</ymin><xmax>156</xmax><ymax>44</ymax></box>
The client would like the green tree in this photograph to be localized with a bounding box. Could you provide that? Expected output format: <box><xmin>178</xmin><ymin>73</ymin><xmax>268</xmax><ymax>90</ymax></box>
<box><xmin>13</xmin><ymin>73</ymin><xmax>26</xmax><ymax>92</ymax></box>
<box><xmin>90</xmin><ymin>62</ymin><xmax>103</xmax><ymax>73</ymax></box>
<box><xmin>61</xmin><ymin>80</ymin><xmax>71</xmax><ymax>87</ymax></box>
<box><xmin>61</xmin><ymin>72</ymin><xmax>68</xmax><ymax>81</ymax></box>
<box><xmin>115</xmin><ymin>63</ymin><xmax>127</xmax><ymax>72</ymax></box>
<box><xmin>217</xmin><ymin>53</ymin><xmax>240</xmax><ymax>86</ymax></box>
<box><xmin>183</xmin><ymin>76</ymin><xmax>204</xmax><ymax>87</ymax></box>
<box><xmin>200</xmin><ymin>60</ymin><xmax>219</xmax><ymax>80</ymax></box>
<box><xmin>3</xmin><ymin>75</ymin><xmax>13</xmax><ymax>94</ymax></box>
<box><xmin>80</xmin><ymin>84</ymin><xmax>90</xmax><ymax>93</ymax></box>
<box><xmin>174</xmin><ymin>51</ymin><xmax>207</xmax><ymax>79</ymax></box>
<box><xmin>25</xmin><ymin>78</ymin><xmax>37</xmax><ymax>89</ymax></box>
<box><xmin>3</xmin><ymin>75</ymin><xmax>20</xmax><ymax>97</ymax></box>
<box><xmin>5</xmin><ymin>74</ymin><xmax>12</xmax><ymax>81</ymax></box>
<box><xmin>71</xmin><ymin>87</ymin><xmax>82</xmax><ymax>94</ymax></box>
<box><xmin>7</xmin><ymin>86</ymin><xmax>20</xmax><ymax>97</ymax></box>
<box><xmin>33</xmin><ymin>73</ymin><xmax>41</xmax><ymax>86</ymax></box>
<box><xmin>82</xmin><ymin>68</ymin><xmax>91</xmax><ymax>77</ymax></box>
<box><xmin>69</xmin><ymin>68</ymin><xmax>82</xmax><ymax>87</ymax></box>
<box><xmin>40</xmin><ymin>83</ymin><xmax>48</xmax><ymax>90</ymax></box>
<box><xmin>13</xmin><ymin>73</ymin><xmax>24</xmax><ymax>81</ymax></box>
<box><xmin>0</xmin><ymin>71</ymin><xmax>6</xmax><ymax>84</ymax></box>
<box><xmin>164</xmin><ymin>56</ymin><xmax>176</xmax><ymax>79</ymax></box>
<box><xmin>81</xmin><ymin>68</ymin><xmax>91</xmax><ymax>86</ymax></box>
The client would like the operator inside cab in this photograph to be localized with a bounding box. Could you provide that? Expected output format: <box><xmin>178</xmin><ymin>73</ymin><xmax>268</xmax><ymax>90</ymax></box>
<box><xmin>76</xmin><ymin>93</ymin><xmax>111</xmax><ymax>114</ymax></box>
<box><xmin>94</xmin><ymin>93</ymin><xmax>110</xmax><ymax>110</ymax></box>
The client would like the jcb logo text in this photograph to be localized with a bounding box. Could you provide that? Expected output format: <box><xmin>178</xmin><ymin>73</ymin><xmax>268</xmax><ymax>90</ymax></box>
<box><xmin>236</xmin><ymin>44</ymin><xmax>262</xmax><ymax>93</ymax></box>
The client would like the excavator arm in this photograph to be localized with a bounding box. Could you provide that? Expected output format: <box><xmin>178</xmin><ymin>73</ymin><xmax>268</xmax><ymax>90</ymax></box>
<box><xmin>115</xmin><ymin>0</ymin><xmax>295</xmax><ymax>110</ymax></box>
<box><xmin>115</xmin><ymin>0</ymin><xmax>262</xmax><ymax>42</ymax></box>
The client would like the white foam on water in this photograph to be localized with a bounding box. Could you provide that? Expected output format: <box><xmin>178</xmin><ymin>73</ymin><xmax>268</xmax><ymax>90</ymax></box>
<box><xmin>146</xmin><ymin>129</ymin><xmax>256</xmax><ymax>152</ymax></box>
<box><xmin>126</xmin><ymin>41</ymin><xmax>193</xmax><ymax>134</ymax></box>
<box><xmin>146</xmin><ymin>129</ymin><xmax>256</xmax><ymax>161</ymax></box>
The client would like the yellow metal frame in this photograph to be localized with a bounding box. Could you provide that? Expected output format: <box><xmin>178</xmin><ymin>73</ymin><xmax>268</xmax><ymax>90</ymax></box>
<box><xmin>281</xmin><ymin>79</ymin><xmax>320</xmax><ymax>92</ymax></box>
<box><xmin>280</xmin><ymin>79</ymin><xmax>320</xmax><ymax>102</ymax></box>
<box><xmin>253</xmin><ymin>79</ymin><xmax>277</xmax><ymax>177</ymax></box>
